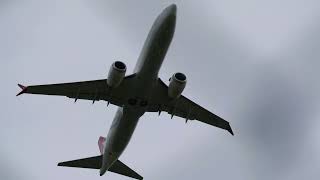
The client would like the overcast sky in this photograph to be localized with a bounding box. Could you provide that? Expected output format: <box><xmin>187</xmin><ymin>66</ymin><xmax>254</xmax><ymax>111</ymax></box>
<box><xmin>1</xmin><ymin>0</ymin><xmax>320</xmax><ymax>180</ymax></box>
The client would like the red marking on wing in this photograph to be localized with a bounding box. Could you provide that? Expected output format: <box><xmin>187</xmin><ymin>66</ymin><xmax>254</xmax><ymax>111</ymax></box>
<box><xmin>16</xmin><ymin>84</ymin><xmax>28</xmax><ymax>96</ymax></box>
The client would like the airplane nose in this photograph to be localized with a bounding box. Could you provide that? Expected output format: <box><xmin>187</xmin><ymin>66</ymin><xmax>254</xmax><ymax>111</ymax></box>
<box><xmin>164</xmin><ymin>4</ymin><xmax>177</xmax><ymax>17</ymax></box>
<box><xmin>168</xmin><ymin>4</ymin><xmax>177</xmax><ymax>16</ymax></box>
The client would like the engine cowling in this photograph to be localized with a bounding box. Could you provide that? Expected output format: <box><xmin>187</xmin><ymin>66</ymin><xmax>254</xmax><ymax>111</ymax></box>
<box><xmin>107</xmin><ymin>61</ymin><xmax>126</xmax><ymax>88</ymax></box>
<box><xmin>168</xmin><ymin>72</ymin><xmax>187</xmax><ymax>99</ymax></box>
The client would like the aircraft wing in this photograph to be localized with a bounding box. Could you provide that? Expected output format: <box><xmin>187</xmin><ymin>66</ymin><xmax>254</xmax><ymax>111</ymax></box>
<box><xmin>16</xmin><ymin>74</ymin><xmax>136</xmax><ymax>107</ymax></box>
<box><xmin>148</xmin><ymin>78</ymin><xmax>234</xmax><ymax>135</ymax></box>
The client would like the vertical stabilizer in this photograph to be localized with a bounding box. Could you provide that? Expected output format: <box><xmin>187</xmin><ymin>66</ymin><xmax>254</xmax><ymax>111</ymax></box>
<box><xmin>98</xmin><ymin>136</ymin><xmax>106</xmax><ymax>154</ymax></box>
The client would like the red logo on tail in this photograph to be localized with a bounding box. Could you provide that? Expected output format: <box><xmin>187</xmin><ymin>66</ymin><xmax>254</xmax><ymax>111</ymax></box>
<box><xmin>98</xmin><ymin>136</ymin><xmax>106</xmax><ymax>154</ymax></box>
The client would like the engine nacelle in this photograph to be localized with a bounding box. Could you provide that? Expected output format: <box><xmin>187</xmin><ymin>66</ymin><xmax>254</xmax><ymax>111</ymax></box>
<box><xmin>168</xmin><ymin>72</ymin><xmax>187</xmax><ymax>99</ymax></box>
<box><xmin>107</xmin><ymin>61</ymin><xmax>126</xmax><ymax>88</ymax></box>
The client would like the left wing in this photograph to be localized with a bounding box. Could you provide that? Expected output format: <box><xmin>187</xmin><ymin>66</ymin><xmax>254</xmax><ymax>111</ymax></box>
<box><xmin>16</xmin><ymin>74</ymin><xmax>136</xmax><ymax>107</ymax></box>
<box><xmin>147</xmin><ymin>78</ymin><xmax>234</xmax><ymax>135</ymax></box>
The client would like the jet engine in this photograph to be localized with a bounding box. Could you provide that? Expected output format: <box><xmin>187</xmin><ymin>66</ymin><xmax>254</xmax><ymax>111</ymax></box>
<box><xmin>168</xmin><ymin>72</ymin><xmax>186</xmax><ymax>99</ymax></box>
<box><xmin>107</xmin><ymin>61</ymin><xmax>126</xmax><ymax>88</ymax></box>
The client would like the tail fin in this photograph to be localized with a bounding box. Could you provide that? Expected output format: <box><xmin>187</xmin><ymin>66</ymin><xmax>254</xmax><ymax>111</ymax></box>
<box><xmin>58</xmin><ymin>155</ymin><xmax>143</xmax><ymax>180</ymax></box>
<box><xmin>98</xmin><ymin>136</ymin><xmax>106</xmax><ymax>154</ymax></box>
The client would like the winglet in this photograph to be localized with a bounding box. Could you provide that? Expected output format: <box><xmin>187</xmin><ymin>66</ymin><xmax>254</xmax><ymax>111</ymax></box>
<box><xmin>227</xmin><ymin>124</ymin><xmax>234</xmax><ymax>136</ymax></box>
<box><xmin>16</xmin><ymin>84</ymin><xmax>28</xmax><ymax>96</ymax></box>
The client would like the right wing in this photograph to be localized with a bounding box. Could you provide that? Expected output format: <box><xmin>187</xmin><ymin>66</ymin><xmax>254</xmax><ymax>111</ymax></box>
<box><xmin>16</xmin><ymin>74</ymin><xmax>136</xmax><ymax>107</ymax></box>
<box><xmin>147</xmin><ymin>78</ymin><xmax>234</xmax><ymax>135</ymax></box>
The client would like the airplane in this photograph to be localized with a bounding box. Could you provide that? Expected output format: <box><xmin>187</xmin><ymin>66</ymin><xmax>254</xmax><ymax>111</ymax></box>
<box><xmin>17</xmin><ymin>4</ymin><xmax>233</xmax><ymax>180</ymax></box>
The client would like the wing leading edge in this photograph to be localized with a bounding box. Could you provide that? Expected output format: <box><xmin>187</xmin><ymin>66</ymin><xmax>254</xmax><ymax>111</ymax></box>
<box><xmin>148</xmin><ymin>78</ymin><xmax>234</xmax><ymax>135</ymax></box>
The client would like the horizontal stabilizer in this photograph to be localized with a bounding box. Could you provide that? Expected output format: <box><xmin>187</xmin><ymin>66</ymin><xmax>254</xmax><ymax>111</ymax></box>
<box><xmin>58</xmin><ymin>155</ymin><xmax>102</xmax><ymax>169</ymax></box>
<box><xmin>110</xmin><ymin>159</ymin><xmax>143</xmax><ymax>180</ymax></box>
<box><xmin>58</xmin><ymin>155</ymin><xmax>143</xmax><ymax>180</ymax></box>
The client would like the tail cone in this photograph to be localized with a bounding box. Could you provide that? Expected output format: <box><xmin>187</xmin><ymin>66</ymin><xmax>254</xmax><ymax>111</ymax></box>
<box><xmin>100</xmin><ymin>167</ymin><xmax>107</xmax><ymax>176</ymax></box>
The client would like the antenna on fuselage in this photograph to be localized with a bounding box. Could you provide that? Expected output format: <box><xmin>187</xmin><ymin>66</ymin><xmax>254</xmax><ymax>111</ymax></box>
<box><xmin>92</xmin><ymin>89</ymin><xmax>98</xmax><ymax>104</ymax></box>
<box><xmin>74</xmin><ymin>88</ymin><xmax>80</xmax><ymax>103</ymax></box>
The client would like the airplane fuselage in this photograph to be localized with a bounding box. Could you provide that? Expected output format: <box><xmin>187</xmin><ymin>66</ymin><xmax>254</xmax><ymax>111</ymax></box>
<box><xmin>100</xmin><ymin>4</ymin><xmax>177</xmax><ymax>175</ymax></box>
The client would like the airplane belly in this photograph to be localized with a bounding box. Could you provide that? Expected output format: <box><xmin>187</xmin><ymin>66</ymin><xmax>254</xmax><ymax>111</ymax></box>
<box><xmin>101</xmin><ymin>107</ymin><xmax>142</xmax><ymax>174</ymax></box>
<box><xmin>111</xmin><ymin>110</ymin><xmax>140</xmax><ymax>153</ymax></box>
<box><xmin>101</xmin><ymin>5</ymin><xmax>177</xmax><ymax>176</ymax></box>
<box><xmin>134</xmin><ymin>3</ymin><xmax>176</xmax><ymax>81</ymax></box>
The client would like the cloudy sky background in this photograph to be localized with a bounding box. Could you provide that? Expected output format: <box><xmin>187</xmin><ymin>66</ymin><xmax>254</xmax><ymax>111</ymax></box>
<box><xmin>1</xmin><ymin>0</ymin><xmax>320</xmax><ymax>179</ymax></box>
